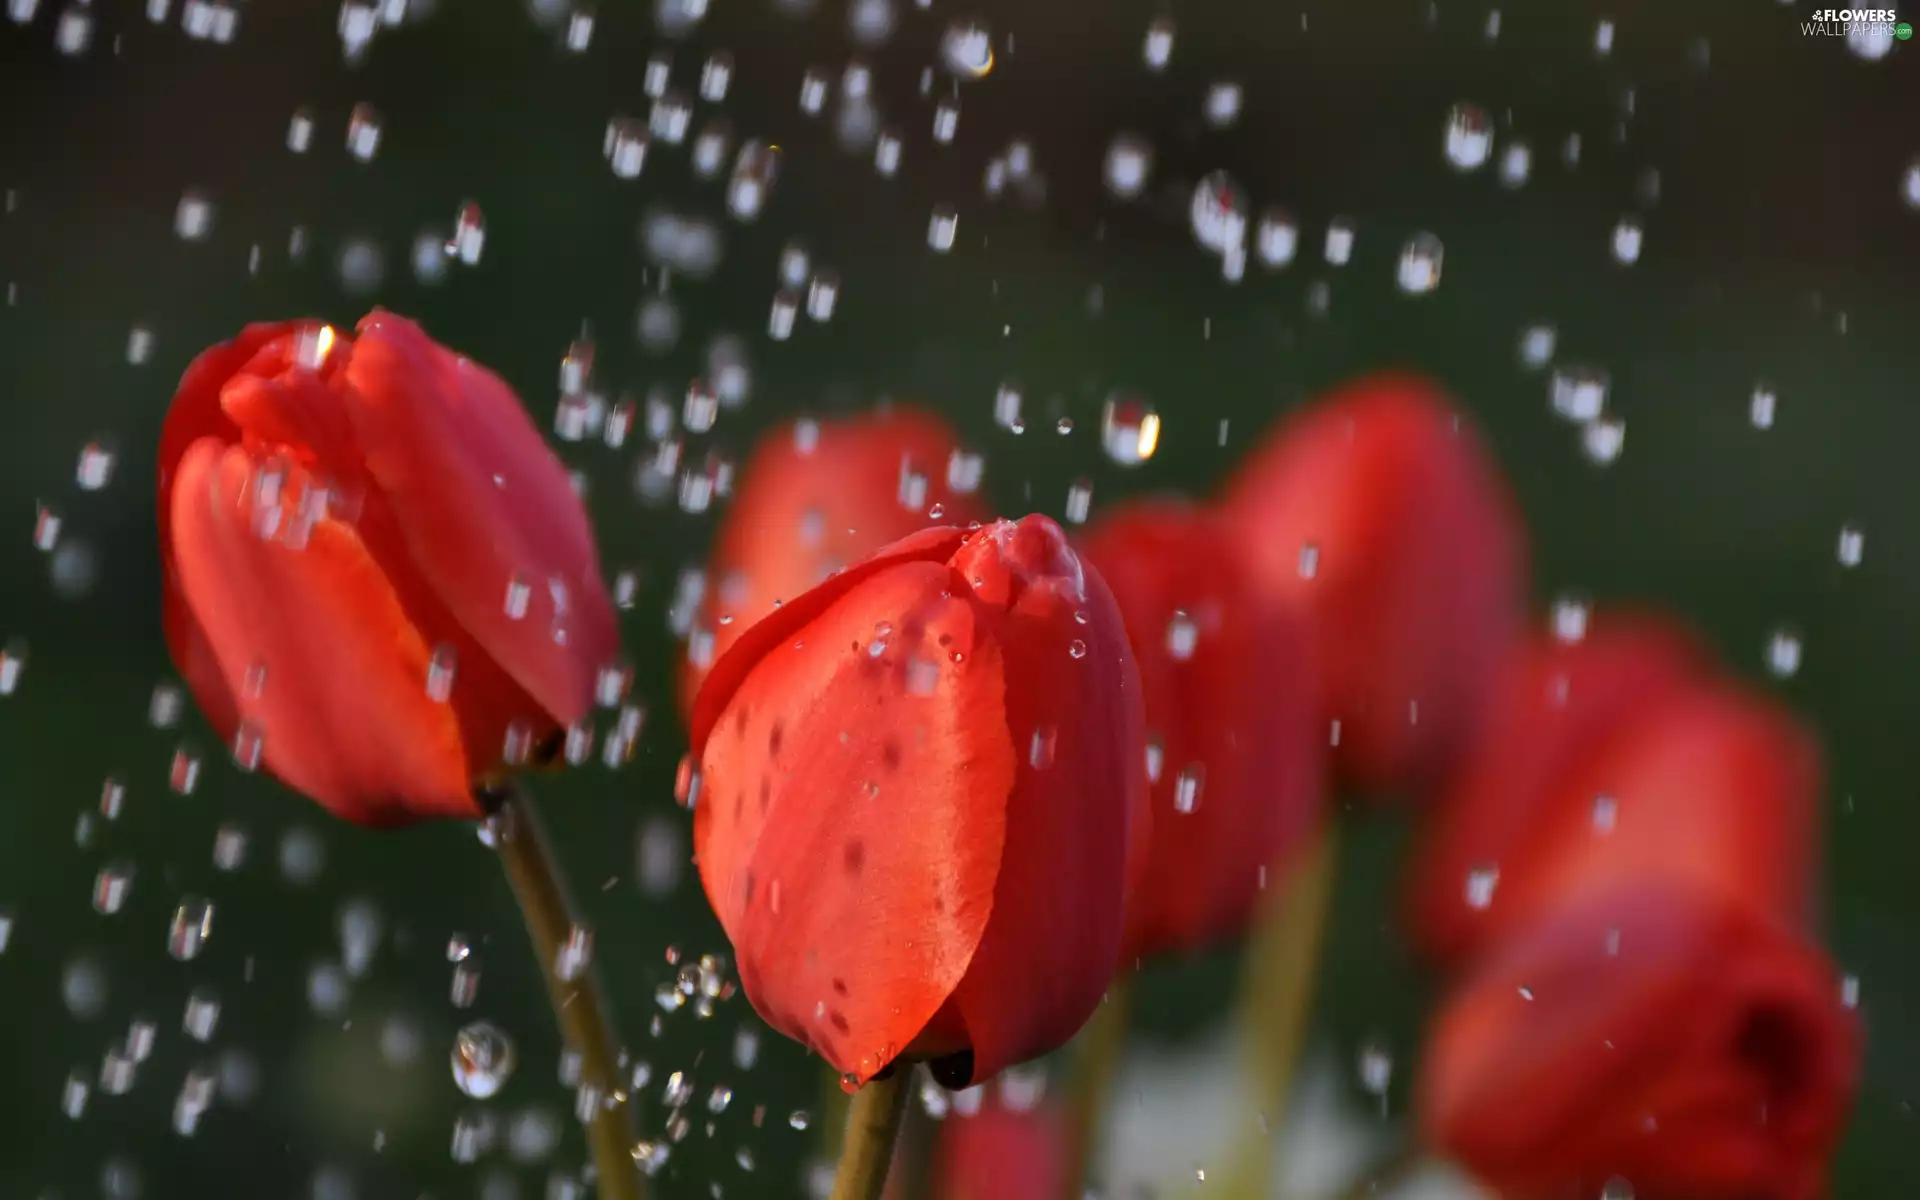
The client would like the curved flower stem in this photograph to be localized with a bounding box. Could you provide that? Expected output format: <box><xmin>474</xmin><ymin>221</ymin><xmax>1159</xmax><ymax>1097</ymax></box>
<box><xmin>1059</xmin><ymin>980</ymin><xmax>1133</xmax><ymax>1200</ymax></box>
<box><xmin>485</xmin><ymin>781</ymin><xmax>642</xmax><ymax>1200</ymax></box>
<box><xmin>1217</xmin><ymin>824</ymin><xmax>1343</xmax><ymax>1199</ymax></box>
<box><xmin>830</xmin><ymin>1069</ymin><xmax>912</xmax><ymax>1200</ymax></box>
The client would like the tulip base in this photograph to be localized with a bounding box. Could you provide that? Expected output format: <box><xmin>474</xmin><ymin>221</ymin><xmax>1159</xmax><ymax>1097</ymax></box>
<box><xmin>830</xmin><ymin>1068</ymin><xmax>913</xmax><ymax>1200</ymax></box>
<box><xmin>482</xmin><ymin>782</ymin><xmax>643</xmax><ymax>1200</ymax></box>
<box><xmin>1217</xmin><ymin>824</ymin><xmax>1342</xmax><ymax>1199</ymax></box>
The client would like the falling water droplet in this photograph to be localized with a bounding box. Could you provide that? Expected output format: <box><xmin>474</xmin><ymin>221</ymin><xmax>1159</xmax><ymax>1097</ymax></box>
<box><xmin>452</xmin><ymin>1021</ymin><xmax>517</xmax><ymax>1099</ymax></box>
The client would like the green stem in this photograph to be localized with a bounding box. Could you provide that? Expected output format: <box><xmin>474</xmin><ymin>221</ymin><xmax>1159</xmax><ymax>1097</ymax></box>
<box><xmin>830</xmin><ymin>1069</ymin><xmax>913</xmax><ymax>1200</ymax></box>
<box><xmin>1059</xmin><ymin>980</ymin><xmax>1133</xmax><ymax>1200</ymax></box>
<box><xmin>488</xmin><ymin>782</ymin><xmax>642</xmax><ymax>1200</ymax></box>
<box><xmin>819</xmin><ymin>1061</ymin><xmax>856</xmax><ymax>1161</ymax></box>
<box><xmin>1217</xmin><ymin>824</ymin><xmax>1342</xmax><ymax>1199</ymax></box>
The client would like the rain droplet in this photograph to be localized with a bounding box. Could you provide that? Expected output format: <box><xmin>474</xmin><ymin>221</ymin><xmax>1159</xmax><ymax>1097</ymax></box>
<box><xmin>932</xmin><ymin>99</ymin><xmax>960</xmax><ymax>143</ymax></box>
<box><xmin>1189</xmin><ymin>171</ymin><xmax>1247</xmax><ymax>255</ymax></box>
<box><xmin>928</xmin><ymin>205</ymin><xmax>959</xmax><ymax>253</ymax></box>
<box><xmin>346</xmin><ymin>103</ymin><xmax>383</xmax><ymax>161</ymax></box>
<box><xmin>1142</xmin><ymin>15</ymin><xmax>1174</xmax><ymax>69</ymax></box>
<box><xmin>1323</xmin><ymin>218</ymin><xmax>1356</xmax><ymax>266</ymax></box>
<box><xmin>1765</xmin><ymin>628</ymin><xmax>1802</xmax><ymax>679</ymax></box>
<box><xmin>1591</xmin><ymin>794</ymin><xmax>1619</xmax><ymax>834</ymax></box>
<box><xmin>1443</xmin><ymin>104</ymin><xmax>1492</xmax><ymax>170</ymax></box>
<box><xmin>1837</xmin><ymin>524</ymin><xmax>1864</xmax><ymax>568</ymax></box>
<box><xmin>1202</xmin><ymin>81</ymin><xmax>1242</xmax><ymax>128</ymax></box>
<box><xmin>939</xmin><ymin>18</ymin><xmax>994</xmax><ymax>78</ymax></box>
<box><xmin>1550</xmin><ymin>367</ymin><xmax>1609</xmax><ymax>422</ymax></box>
<box><xmin>168</xmin><ymin>897</ymin><xmax>215</xmax><ymax>960</ymax></box>
<box><xmin>1100</xmin><ymin>395</ymin><xmax>1160</xmax><ymax>466</ymax></box>
<box><xmin>1103</xmin><ymin>134</ymin><xmax>1152</xmax><ymax>199</ymax></box>
<box><xmin>175</xmin><ymin>190</ymin><xmax>215</xmax><ymax>240</ymax></box>
<box><xmin>452</xmin><ymin>1021</ymin><xmax>517</xmax><ymax>1099</ymax></box>
<box><xmin>1518</xmin><ymin>323</ymin><xmax>1557</xmax><ymax>368</ymax></box>
<box><xmin>1610</xmin><ymin>217</ymin><xmax>1644</xmax><ymax>265</ymax></box>
<box><xmin>1255</xmin><ymin>209</ymin><xmax>1298</xmax><ymax>268</ymax></box>
<box><xmin>1172</xmin><ymin>764</ymin><xmax>1205</xmax><ymax>814</ymax></box>
<box><xmin>1465</xmin><ymin>866</ymin><xmax>1499</xmax><ymax>910</ymax></box>
<box><xmin>1395</xmin><ymin>232</ymin><xmax>1444</xmax><ymax>294</ymax></box>
<box><xmin>1749</xmin><ymin>385</ymin><xmax>1777</xmax><ymax>430</ymax></box>
<box><xmin>1581</xmin><ymin>416</ymin><xmax>1626</xmax><ymax>466</ymax></box>
<box><xmin>93</xmin><ymin>863</ymin><xmax>134</xmax><ymax>913</ymax></box>
<box><xmin>1498</xmin><ymin>141</ymin><xmax>1531</xmax><ymax>188</ymax></box>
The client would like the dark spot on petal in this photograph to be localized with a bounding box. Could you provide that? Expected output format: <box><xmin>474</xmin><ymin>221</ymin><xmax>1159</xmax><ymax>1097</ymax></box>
<box><xmin>829</xmin><ymin>1010</ymin><xmax>851</xmax><ymax>1035</ymax></box>
<box><xmin>768</xmin><ymin>721</ymin><xmax>784</xmax><ymax>757</ymax></box>
<box><xmin>743</xmin><ymin>870</ymin><xmax>757</xmax><ymax>906</ymax></box>
<box><xmin>931</xmin><ymin>895</ymin><xmax>945</xmax><ymax>915</ymax></box>
<box><xmin>843</xmin><ymin>839</ymin><xmax>865</xmax><ymax>875</ymax></box>
<box><xmin>832</xmin><ymin>977</ymin><xmax>849</xmax><ymax>997</ymax></box>
<box><xmin>881</xmin><ymin>740</ymin><xmax>902</xmax><ymax>771</ymax></box>
<box><xmin>759</xmin><ymin>777</ymin><xmax>772</xmax><ymax>813</ymax></box>
<box><xmin>733</xmin><ymin>707</ymin><xmax>750</xmax><ymax>737</ymax></box>
<box><xmin>938</xmin><ymin>633</ymin><xmax>953</xmax><ymax>647</ymax></box>
<box><xmin>733</xmin><ymin>790</ymin><xmax>744</xmax><ymax>821</ymax></box>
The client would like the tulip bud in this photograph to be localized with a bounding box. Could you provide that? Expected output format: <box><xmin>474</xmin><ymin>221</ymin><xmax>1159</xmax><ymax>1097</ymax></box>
<box><xmin>679</xmin><ymin>407</ymin><xmax>985</xmax><ymax>715</ymax></box>
<box><xmin>689</xmin><ymin>517</ymin><xmax>1142</xmax><ymax>1087</ymax></box>
<box><xmin>1223</xmin><ymin>373</ymin><xmax>1524</xmax><ymax>796</ymax></box>
<box><xmin>1078</xmin><ymin>499</ymin><xmax>1323</xmax><ymax>961</ymax></box>
<box><xmin>157</xmin><ymin>312</ymin><xmax>620</xmax><ymax>825</ymax></box>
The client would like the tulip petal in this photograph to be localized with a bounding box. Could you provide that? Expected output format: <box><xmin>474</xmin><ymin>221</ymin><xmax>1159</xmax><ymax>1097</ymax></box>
<box><xmin>689</xmin><ymin>525</ymin><xmax>969</xmax><ymax>752</ymax></box>
<box><xmin>1420</xmin><ymin>881</ymin><xmax>1859</xmax><ymax>1199</ymax></box>
<box><xmin>1490</xmin><ymin>682</ymin><xmax>1822</xmax><ymax>946</ymax></box>
<box><xmin>341</xmin><ymin>311</ymin><xmax>619</xmax><ymax>727</ymax></box>
<box><xmin>695</xmin><ymin>557</ymin><xmax>1011</xmax><ymax>1081</ymax></box>
<box><xmin>158</xmin><ymin>322</ymin><xmax>298</xmax><ymax>555</ymax></box>
<box><xmin>930</xmin><ymin>1103</ymin><xmax>1067</xmax><ymax>1200</ymax></box>
<box><xmin>168</xmin><ymin>439</ymin><xmax>480</xmax><ymax>824</ymax></box>
<box><xmin>1224</xmin><ymin>373</ymin><xmax>1524</xmax><ymax>793</ymax></box>
<box><xmin>1080</xmin><ymin>499</ymin><xmax>1324</xmax><ymax>960</ymax></box>
<box><xmin>938</xmin><ymin>518</ymin><xmax>1142</xmax><ymax>1082</ymax></box>
<box><xmin>679</xmin><ymin>408</ymin><xmax>985</xmax><ymax>714</ymax></box>
<box><xmin>1405</xmin><ymin>614</ymin><xmax>1705</xmax><ymax>965</ymax></box>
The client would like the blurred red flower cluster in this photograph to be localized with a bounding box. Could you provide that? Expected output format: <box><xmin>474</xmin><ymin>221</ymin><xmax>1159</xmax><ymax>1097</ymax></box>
<box><xmin>678</xmin><ymin>376</ymin><xmax>1860</xmax><ymax>1198</ymax></box>
<box><xmin>157</xmin><ymin>315</ymin><xmax>1860</xmax><ymax>1198</ymax></box>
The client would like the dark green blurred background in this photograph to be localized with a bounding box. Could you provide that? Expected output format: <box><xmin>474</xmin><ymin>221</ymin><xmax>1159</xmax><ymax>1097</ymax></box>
<box><xmin>2</xmin><ymin>0</ymin><xmax>1917</xmax><ymax>1194</ymax></box>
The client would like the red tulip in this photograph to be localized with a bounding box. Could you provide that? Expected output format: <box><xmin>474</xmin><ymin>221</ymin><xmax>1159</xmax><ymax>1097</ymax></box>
<box><xmin>1222</xmin><ymin>373</ymin><xmax>1524</xmax><ymax>795</ymax></box>
<box><xmin>678</xmin><ymin>407</ymin><xmax>986</xmax><ymax>715</ymax></box>
<box><xmin>1419</xmin><ymin>879</ymin><xmax>1861</xmax><ymax>1199</ymax></box>
<box><xmin>1078</xmin><ymin>499</ymin><xmax>1323</xmax><ymax>961</ymax></box>
<box><xmin>689</xmin><ymin>516</ymin><xmax>1142</xmax><ymax>1087</ymax></box>
<box><xmin>928</xmin><ymin>1102</ymin><xmax>1067</xmax><ymax>1200</ymax></box>
<box><xmin>1405</xmin><ymin>614</ymin><xmax>1708</xmax><ymax>967</ymax></box>
<box><xmin>157</xmin><ymin>312</ymin><xmax>619</xmax><ymax>825</ymax></box>
<box><xmin>1441</xmin><ymin>681</ymin><xmax>1822</xmax><ymax>972</ymax></box>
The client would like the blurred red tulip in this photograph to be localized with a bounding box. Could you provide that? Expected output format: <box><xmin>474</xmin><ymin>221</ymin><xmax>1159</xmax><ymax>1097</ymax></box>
<box><xmin>1078</xmin><ymin>499</ymin><xmax>1323</xmax><ymax>961</ymax></box>
<box><xmin>928</xmin><ymin>1102</ymin><xmax>1067</xmax><ymax>1200</ymax></box>
<box><xmin>1223</xmin><ymin>373</ymin><xmax>1524</xmax><ymax>795</ymax></box>
<box><xmin>678</xmin><ymin>407</ymin><xmax>986</xmax><ymax>715</ymax></box>
<box><xmin>1420</xmin><ymin>879</ymin><xmax>1860</xmax><ymax>1199</ymax></box>
<box><xmin>157</xmin><ymin>312</ymin><xmax>619</xmax><ymax>825</ymax></box>
<box><xmin>1443</xmin><ymin>680</ymin><xmax>1822</xmax><ymax>972</ymax></box>
<box><xmin>690</xmin><ymin>517</ymin><xmax>1142</xmax><ymax>1087</ymax></box>
<box><xmin>1405</xmin><ymin>614</ymin><xmax>1708</xmax><ymax>966</ymax></box>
